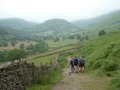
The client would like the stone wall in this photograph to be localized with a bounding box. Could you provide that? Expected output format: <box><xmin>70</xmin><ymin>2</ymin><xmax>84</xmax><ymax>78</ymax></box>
<box><xmin>0</xmin><ymin>59</ymin><xmax>55</xmax><ymax>90</ymax></box>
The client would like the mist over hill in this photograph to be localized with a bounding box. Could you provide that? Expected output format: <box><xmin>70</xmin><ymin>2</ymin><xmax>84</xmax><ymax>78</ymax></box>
<box><xmin>0</xmin><ymin>10</ymin><xmax>120</xmax><ymax>39</ymax></box>
<box><xmin>23</xmin><ymin>19</ymin><xmax>80</xmax><ymax>33</ymax></box>
<box><xmin>72</xmin><ymin>10</ymin><xmax>120</xmax><ymax>32</ymax></box>
<box><xmin>0</xmin><ymin>18</ymin><xmax>37</xmax><ymax>30</ymax></box>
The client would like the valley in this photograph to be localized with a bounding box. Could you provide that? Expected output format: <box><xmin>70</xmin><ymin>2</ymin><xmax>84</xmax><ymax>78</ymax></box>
<box><xmin>0</xmin><ymin>10</ymin><xmax>120</xmax><ymax>90</ymax></box>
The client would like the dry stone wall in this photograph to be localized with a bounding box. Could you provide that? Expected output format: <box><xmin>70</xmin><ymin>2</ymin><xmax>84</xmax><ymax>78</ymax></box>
<box><xmin>0</xmin><ymin>59</ymin><xmax>55</xmax><ymax>90</ymax></box>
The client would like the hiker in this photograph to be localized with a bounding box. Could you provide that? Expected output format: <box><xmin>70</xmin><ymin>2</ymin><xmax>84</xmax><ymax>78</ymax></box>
<box><xmin>68</xmin><ymin>57</ymin><xmax>75</xmax><ymax>74</ymax></box>
<box><xmin>79</xmin><ymin>56</ymin><xmax>85</xmax><ymax>73</ymax></box>
<box><xmin>74</xmin><ymin>56</ymin><xmax>79</xmax><ymax>73</ymax></box>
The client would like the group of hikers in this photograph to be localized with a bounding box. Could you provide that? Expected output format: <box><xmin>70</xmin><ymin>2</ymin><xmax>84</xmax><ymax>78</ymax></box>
<box><xmin>67</xmin><ymin>56</ymin><xmax>85</xmax><ymax>75</ymax></box>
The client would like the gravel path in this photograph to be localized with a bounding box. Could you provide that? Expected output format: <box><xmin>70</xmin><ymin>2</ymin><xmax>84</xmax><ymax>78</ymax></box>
<box><xmin>52</xmin><ymin>68</ymin><xmax>110</xmax><ymax>90</ymax></box>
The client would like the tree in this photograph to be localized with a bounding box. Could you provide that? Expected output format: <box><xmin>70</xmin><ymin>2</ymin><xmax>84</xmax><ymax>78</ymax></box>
<box><xmin>26</xmin><ymin>43</ymin><xmax>34</xmax><ymax>50</ymax></box>
<box><xmin>20</xmin><ymin>43</ymin><xmax>25</xmax><ymax>49</ymax></box>
<box><xmin>11</xmin><ymin>40</ymin><xmax>16</xmax><ymax>47</ymax></box>
<box><xmin>0</xmin><ymin>51</ymin><xmax>6</xmax><ymax>61</ymax></box>
<box><xmin>68</xmin><ymin>35</ymin><xmax>74</xmax><ymax>40</ymax></box>
<box><xmin>0</xmin><ymin>40</ymin><xmax>8</xmax><ymax>47</ymax></box>
<box><xmin>76</xmin><ymin>34</ymin><xmax>82</xmax><ymax>41</ymax></box>
<box><xmin>98</xmin><ymin>30</ymin><xmax>106</xmax><ymax>36</ymax></box>
<box><xmin>54</xmin><ymin>37</ymin><xmax>60</xmax><ymax>42</ymax></box>
<box><xmin>84</xmin><ymin>36</ymin><xmax>89</xmax><ymax>40</ymax></box>
<box><xmin>6</xmin><ymin>49</ymin><xmax>27</xmax><ymax>61</ymax></box>
<box><xmin>33</xmin><ymin>40</ymin><xmax>49</xmax><ymax>53</ymax></box>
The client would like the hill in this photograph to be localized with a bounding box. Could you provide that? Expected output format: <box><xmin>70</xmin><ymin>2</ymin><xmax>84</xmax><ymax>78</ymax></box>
<box><xmin>72</xmin><ymin>10</ymin><xmax>120</xmax><ymax>32</ymax></box>
<box><xmin>24</xmin><ymin>19</ymin><xmax>79</xmax><ymax>33</ymax></box>
<box><xmin>0</xmin><ymin>24</ymin><xmax>30</xmax><ymax>44</ymax></box>
<box><xmin>0</xmin><ymin>18</ymin><xmax>37</xmax><ymax>30</ymax></box>
<box><xmin>0</xmin><ymin>25</ymin><xmax>18</xmax><ymax>36</ymax></box>
<box><xmin>75</xmin><ymin>30</ymin><xmax>120</xmax><ymax>76</ymax></box>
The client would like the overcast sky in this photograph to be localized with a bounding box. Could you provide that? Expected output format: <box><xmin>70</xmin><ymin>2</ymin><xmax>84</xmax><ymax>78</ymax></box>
<box><xmin>0</xmin><ymin>0</ymin><xmax>120</xmax><ymax>22</ymax></box>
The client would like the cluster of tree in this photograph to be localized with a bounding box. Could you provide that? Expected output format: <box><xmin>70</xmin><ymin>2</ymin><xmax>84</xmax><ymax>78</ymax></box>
<box><xmin>30</xmin><ymin>32</ymin><xmax>89</xmax><ymax>42</ymax></box>
<box><xmin>68</xmin><ymin>34</ymin><xmax>89</xmax><ymax>41</ymax></box>
<box><xmin>26</xmin><ymin>40</ymin><xmax>49</xmax><ymax>53</ymax></box>
<box><xmin>0</xmin><ymin>38</ymin><xmax>18</xmax><ymax>47</ymax></box>
<box><xmin>0</xmin><ymin>40</ymin><xmax>8</xmax><ymax>47</ymax></box>
<box><xmin>0</xmin><ymin>25</ymin><xmax>33</xmax><ymax>47</ymax></box>
<box><xmin>0</xmin><ymin>29</ymin><xmax>8</xmax><ymax>35</ymax></box>
<box><xmin>0</xmin><ymin>49</ymin><xmax>27</xmax><ymax>62</ymax></box>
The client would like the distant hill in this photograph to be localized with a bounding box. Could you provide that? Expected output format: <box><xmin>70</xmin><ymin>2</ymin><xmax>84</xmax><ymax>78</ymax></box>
<box><xmin>0</xmin><ymin>25</ymin><xmax>8</xmax><ymax>35</ymax></box>
<box><xmin>0</xmin><ymin>18</ymin><xmax>37</xmax><ymax>30</ymax></box>
<box><xmin>0</xmin><ymin>24</ymin><xmax>29</xmax><ymax>41</ymax></box>
<box><xmin>24</xmin><ymin>19</ymin><xmax>79</xmax><ymax>33</ymax></box>
<box><xmin>72</xmin><ymin>10</ymin><xmax>120</xmax><ymax>32</ymax></box>
<box><xmin>0</xmin><ymin>25</ymin><xmax>17</xmax><ymax>36</ymax></box>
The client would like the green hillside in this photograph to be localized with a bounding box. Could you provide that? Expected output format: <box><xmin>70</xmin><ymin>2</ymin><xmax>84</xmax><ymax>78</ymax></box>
<box><xmin>75</xmin><ymin>30</ymin><xmax>120</xmax><ymax>75</ymax></box>
<box><xmin>72</xmin><ymin>10</ymin><xmax>120</xmax><ymax>33</ymax></box>
<box><xmin>24</xmin><ymin>19</ymin><xmax>79</xmax><ymax>33</ymax></box>
<box><xmin>0</xmin><ymin>24</ymin><xmax>31</xmax><ymax>46</ymax></box>
<box><xmin>0</xmin><ymin>18</ymin><xmax>37</xmax><ymax>30</ymax></box>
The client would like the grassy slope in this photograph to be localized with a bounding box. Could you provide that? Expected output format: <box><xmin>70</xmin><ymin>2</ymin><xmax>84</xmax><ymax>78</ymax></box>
<box><xmin>77</xmin><ymin>30</ymin><xmax>120</xmax><ymax>71</ymax></box>
<box><xmin>46</xmin><ymin>39</ymin><xmax>79</xmax><ymax>49</ymax></box>
<box><xmin>27</xmin><ymin>53</ymin><xmax>62</xmax><ymax>90</ymax></box>
<box><xmin>73</xmin><ymin>30</ymin><xmax>120</xmax><ymax>89</ymax></box>
<box><xmin>27</xmin><ymin>39</ymin><xmax>79</xmax><ymax>90</ymax></box>
<box><xmin>28</xmin><ymin>54</ymin><xmax>58</xmax><ymax>65</ymax></box>
<box><xmin>73</xmin><ymin>10</ymin><xmax>120</xmax><ymax>31</ymax></box>
<box><xmin>73</xmin><ymin>10</ymin><xmax>120</xmax><ymax>38</ymax></box>
<box><xmin>27</xmin><ymin>66</ymin><xmax>62</xmax><ymax>90</ymax></box>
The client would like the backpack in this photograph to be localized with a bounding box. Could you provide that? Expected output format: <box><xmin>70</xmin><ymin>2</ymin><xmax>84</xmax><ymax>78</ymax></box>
<box><xmin>79</xmin><ymin>59</ymin><xmax>85</xmax><ymax>66</ymax></box>
<box><xmin>74</xmin><ymin>58</ymin><xmax>79</xmax><ymax>66</ymax></box>
<box><xmin>78</xmin><ymin>58</ymin><xmax>80</xmax><ymax>64</ymax></box>
<box><xmin>70</xmin><ymin>60</ymin><xmax>74</xmax><ymax>67</ymax></box>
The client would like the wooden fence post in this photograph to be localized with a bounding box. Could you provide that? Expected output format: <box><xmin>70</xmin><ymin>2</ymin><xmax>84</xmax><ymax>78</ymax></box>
<box><xmin>19</xmin><ymin>59</ymin><xmax>26</xmax><ymax>90</ymax></box>
<box><xmin>46</xmin><ymin>62</ymin><xmax>48</xmax><ymax>66</ymax></box>
<box><xmin>40</xmin><ymin>62</ymin><xmax>42</xmax><ymax>67</ymax></box>
<box><xmin>50</xmin><ymin>60</ymin><xmax>52</xmax><ymax>65</ymax></box>
<box><xmin>31</xmin><ymin>63</ymin><xmax>35</xmax><ymax>84</ymax></box>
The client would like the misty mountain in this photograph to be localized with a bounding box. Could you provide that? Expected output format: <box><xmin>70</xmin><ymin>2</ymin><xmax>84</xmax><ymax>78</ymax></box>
<box><xmin>72</xmin><ymin>10</ymin><xmax>120</xmax><ymax>31</ymax></box>
<box><xmin>0</xmin><ymin>26</ymin><xmax>9</xmax><ymax>35</ymax></box>
<box><xmin>0</xmin><ymin>18</ymin><xmax>37</xmax><ymax>30</ymax></box>
<box><xmin>24</xmin><ymin>19</ymin><xmax>79</xmax><ymax>33</ymax></box>
<box><xmin>0</xmin><ymin>25</ymin><xmax>17</xmax><ymax>36</ymax></box>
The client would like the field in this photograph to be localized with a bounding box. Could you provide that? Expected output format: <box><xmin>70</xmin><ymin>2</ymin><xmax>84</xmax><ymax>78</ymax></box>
<box><xmin>28</xmin><ymin>54</ymin><xmax>58</xmax><ymax>65</ymax></box>
<box><xmin>0</xmin><ymin>39</ymin><xmax>79</xmax><ymax>51</ymax></box>
<box><xmin>0</xmin><ymin>41</ymin><xmax>37</xmax><ymax>50</ymax></box>
<box><xmin>25</xmin><ymin>38</ymin><xmax>79</xmax><ymax>61</ymax></box>
<box><xmin>46</xmin><ymin>39</ymin><xmax>79</xmax><ymax>49</ymax></box>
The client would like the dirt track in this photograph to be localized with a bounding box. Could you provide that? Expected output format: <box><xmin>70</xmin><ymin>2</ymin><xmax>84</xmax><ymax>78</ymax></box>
<box><xmin>52</xmin><ymin>68</ymin><xmax>111</xmax><ymax>90</ymax></box>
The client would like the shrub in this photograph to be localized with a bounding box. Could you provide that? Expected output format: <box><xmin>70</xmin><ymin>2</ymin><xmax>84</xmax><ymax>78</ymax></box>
<box><xmin>11</xmin><ymin>40</ymin><xmax>16</xmax><ymax>47</ymax></box>
<box><xmin>0</xmin><ymin>51</ymin><xmax>6</xmax><ymax>61</ymax></box>
<box><xmin>92</xmin><ymin>60</ymin><xmax>102</xmax><ymax>69</ymax></box>
<box><xmin>101</xmin><ymin>59</ymin><xmax>118</xmax><ymax>71</ymax></box>
<box><xmin>20</xmin><ymin>43</ymin><xmax>25</xmax><ymax>49</ymax></box>
<box><xmin>57</xmin><ymin>55</ymin><xmax>67</xmax><ymax>68</ymax></box>
<box><xmin>26</xmin><ymin>44</ymin><xmax>34</xmax><ymax>50</ymax></box>
<box><xmin>111</xmin><ymin>73</ymin><xmax>120</xmax><ymax>89</ymax></box>
<box><xmin>0</xmin><ymin>40</ymin><xmax>8</xmax><ymax>47</ymax></box>
<box><xmin>33</xmin><ymin>41</ymin><xmax>49</xmax><ymax>53</ymax></box>
<box><xmin>6</xmin><ymin>49</ymin><xmax>27</xmax><ymax>61</ymax></box>
<box><xmin>98</xmin><ymin>30</ymin><xmax>106</xmax><ymax>36</ymax></box>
